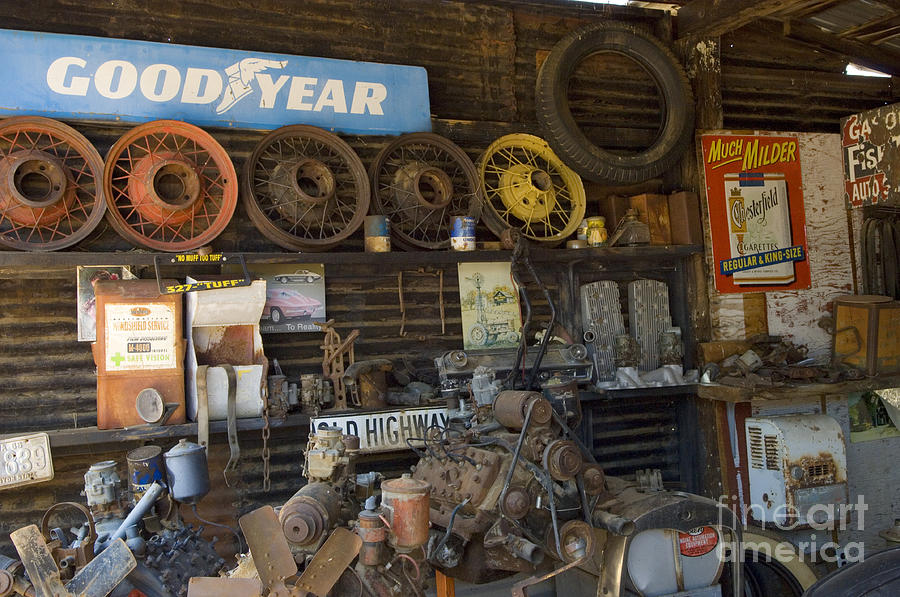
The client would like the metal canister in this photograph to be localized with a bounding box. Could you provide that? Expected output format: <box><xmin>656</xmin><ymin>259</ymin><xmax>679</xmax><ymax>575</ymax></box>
<box><xmin>493</xmin><ymin>390</ymin><xmax>553</xmax><ymax>429</ymax></box>
<box><xmin>381</xmin><ymin>474</ymin><xmax>430</xmax><ymax>552</ymax></box>
<box><xmin>577</xmin><ymin>218</ymin><xmax>589</xmax><ymax>241</ymax></box>
<box><xmin>566</xmin><ymin>240</ymin><xmax>589</xmax><ymax>249</ymax></box>
<box><xmin>540</xmin><ymin>375</ymin><xmax>581</xmax><ymax>427</ymax></box>
<box><xmin>450</xmin><ymin>216</ymin><xmax>476</xmax><ymax>251</ymax></box>
<box><xmin>586</xmin><ymin>216</ymin><xmax>607</xmax><ymax>247</ymax></box>
<box><xmin>357</xmin><ymin>509</ymin><xmax>387</xmax><ymax>566</ymax></box>
<box><xmin>126</xmin><ymin>445</ymin><xmax>166</xmax><ymax>502</ymax></box>
<box><xmin>364</xmin><ymin>215</ymin><xmax>391</xmax><ymax>252</ymax></box>
<box><xmin>163</xmin><ymin>439</ymin><xmax>209</xmax><ymax>505</ymax></box>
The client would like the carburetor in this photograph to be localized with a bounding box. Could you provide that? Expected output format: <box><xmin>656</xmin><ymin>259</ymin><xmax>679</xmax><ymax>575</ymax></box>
<box><xmin>279</xmin><ymin>426</ymin><xmax>365</xmax><ymax>555</ymax></box>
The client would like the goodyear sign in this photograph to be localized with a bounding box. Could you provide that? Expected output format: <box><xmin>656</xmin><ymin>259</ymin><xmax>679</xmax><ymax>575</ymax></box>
<box><xmin>0</xmin><ymin>29</ymin><xmax>431</xmax><ymax>135</ymax></box>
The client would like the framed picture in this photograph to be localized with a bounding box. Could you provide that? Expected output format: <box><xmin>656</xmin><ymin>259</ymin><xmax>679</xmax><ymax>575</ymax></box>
<box><xmin>245</xmin><ymin>264</ymin><xmax>327</xmax><ymax>333</ymax></box>
<box><xmin>458</xmin><ymin>262</ymin><xmax>522</xmax><ymax>350</ymax></box>
<box><xmin>700</xmin><ymin>132</ymin><xmax>811</xmax><ymax>293</ymax></box>
<box><xmin>76</xmin><ymin>266</ymin><xmax>135</xmax><ymax>342</ymax></box>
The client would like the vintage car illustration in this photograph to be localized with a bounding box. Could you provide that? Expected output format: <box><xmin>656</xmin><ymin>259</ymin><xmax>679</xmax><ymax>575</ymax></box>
<box><xmin>273</xmin><ymin>269</ymin><xmax>322</xmax><ymax>284</ymax></box>
<box><xmin>263</xmin><ymin>288</ymin><xmax>323</xmax><ymax>323</ymax></box>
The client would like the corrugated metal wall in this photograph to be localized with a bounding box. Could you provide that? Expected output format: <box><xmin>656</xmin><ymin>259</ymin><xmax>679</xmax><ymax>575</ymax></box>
<box><xmin>0</xmin><ymin>0</ymin><xmax>891</xmax><ymax>558</ymax></box>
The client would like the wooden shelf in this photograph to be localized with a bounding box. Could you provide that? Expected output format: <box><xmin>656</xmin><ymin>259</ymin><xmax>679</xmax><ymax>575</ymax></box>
<box><xmin>697</xmin><ymin>374</ymin><xmax>900</xmax><ymax>403</ymax></box>
<box><xmin>0</xmin><ymin>245</ymin><xmax>702</xmax><ymax>270</ymax></box>
<box><xmin>582</xmin><ymin>384</ymin><xmax>698</xmax><ymax>401</ymax></box>
<box><xmin>1</xmin><ymin>413</ymin><xmax>310</xmax><ymax>449</ymax></box>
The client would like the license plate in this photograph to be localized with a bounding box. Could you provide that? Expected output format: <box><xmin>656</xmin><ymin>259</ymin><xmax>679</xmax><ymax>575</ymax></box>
<box><xmin>311</xmin><ymin>407</ymin><xmax>448</xmax><ymax>453</ymax></box>
<box><xmin>0</xmin><ymin>433</ymin><xmax>54</xmax><ymax>490</ymax></box>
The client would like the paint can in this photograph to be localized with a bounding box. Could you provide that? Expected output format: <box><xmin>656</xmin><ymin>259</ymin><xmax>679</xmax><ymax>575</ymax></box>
<box><xmin>451</xmin><ymin>216</ymin><xmax>476</xmax><ymax>251</ymax></box>
<box><xmin>364</xmin><ymin>215</ymin><xmax>391</xmax><ymax>252</ymax></box>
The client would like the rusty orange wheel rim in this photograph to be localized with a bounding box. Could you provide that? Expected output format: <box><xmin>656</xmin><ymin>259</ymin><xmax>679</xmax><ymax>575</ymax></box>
<box><xmin>0</xmin><ymin>116</ymin><xmax>105</xmax><ymax>251</ymax></box>
<box><xmin>104</xmin><ymin>120</ymin><xmax>237</xmax><ymax>252</ymax></box>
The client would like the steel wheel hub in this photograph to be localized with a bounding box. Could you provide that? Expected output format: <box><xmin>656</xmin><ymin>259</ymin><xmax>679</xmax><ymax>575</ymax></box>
<box><xmin>0</xmin><ymin>116</ymin><xmax>106</xmax><ymax>251</ymax></box>
<box><xmin>104</xmin><ymin>120</ymin><xmax>237</xmax><ymax>252</ymax></box>
<box><xmin>478</xmin><ymin>133</ymin><xmax>585</xmax><ymax>245</ymax></box>
<box><xmin>242</xmin><ymin>125</ymin><xmax>369</xmax><ymax>252</ymax></box>
<box><xmin>393</xmin><ymin>161</ymin><xmax>455</xmax><ymax>210</ymax></box>
<box><xmin>497</xmin><ymin>164</ymin><xmax>558</xmax><ymax>221</ymax></box>
<box><xmin>0</xmin><ymin>150</ymin><xmax>74</xmax><ymax>225</ymax></box>
<box><xmin>126</xmin><ymin>153</ymin><xmax>202</xmax><ymax>226</ymax></box>
<box><xmin>369</xmin><ymin>132</ymin><xmax>482</xmax><ymax>250</ymax></box>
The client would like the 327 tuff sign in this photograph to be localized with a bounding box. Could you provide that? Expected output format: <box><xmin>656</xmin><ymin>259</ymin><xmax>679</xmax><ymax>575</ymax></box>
<box><xmin>701</xmin><ymin>133</ymin><xmax>812</xmax><ymax>294</ymax></box>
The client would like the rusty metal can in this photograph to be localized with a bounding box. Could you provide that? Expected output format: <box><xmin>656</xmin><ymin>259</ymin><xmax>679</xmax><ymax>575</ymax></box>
<box><xmin>364</xmin><ymin>215</ymin><xmax>391</xmax><ymax>252</ymax></box>
<box><xmin>493</xmin><ymin>390</ymin><xmax>552</xmax><ymax>429</ymax></box>
<box><xmin>357</xmin><ymin>509</ymin><xmax>387</xmax><ymax>566</ymax></box>
<box><xmin>126</xmin><ymin>445</ymin><xmax>166</xmax><ymax>502</ymax></box>
<box><xmin>381</xmin><ymin>474</ymin><xmax>430</xmax><ymax>552</ymax></box>
<box><xmin>450</xmin><ymin>216</ymin><xmax>476</xmax><ymax>251</ymax></box>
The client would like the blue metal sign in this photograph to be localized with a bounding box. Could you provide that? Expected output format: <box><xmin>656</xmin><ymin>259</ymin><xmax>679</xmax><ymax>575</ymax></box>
<box><xmin>0</xmin><ymin>29</ymin><xmax>431</xmax><ymax>135</ymax></box>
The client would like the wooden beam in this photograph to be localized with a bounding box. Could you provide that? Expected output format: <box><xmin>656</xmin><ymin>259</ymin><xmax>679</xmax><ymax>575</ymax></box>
<box><xmin>677</xmin><ymin>0</ymin><xmax>810</xmax><ymax>38</ymax></box>
<box><xmin>786</xmin><ymin>0</ymin><xmax>845</xmax><ymax>18</ymax></box>
<box><xmin>785</xmin><ymin>19</ymin><xmax>900</xmax><ymax>76</ymax></box>
<box><xmin>839</xmin><ymin>14</ymin><xmax>900</xmax><ymax>45</ymax></box>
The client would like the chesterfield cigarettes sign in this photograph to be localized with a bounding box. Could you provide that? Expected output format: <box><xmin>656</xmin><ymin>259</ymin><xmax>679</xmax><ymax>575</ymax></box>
<box><xmin>701</xmin><ymin>133</ymin><xmax>811</xmax><ymax>293</ymax></box>
<box><xmin>0</xmin><ymin>29</ymin><xmax>431</xmax><ymax>135</ymax></box>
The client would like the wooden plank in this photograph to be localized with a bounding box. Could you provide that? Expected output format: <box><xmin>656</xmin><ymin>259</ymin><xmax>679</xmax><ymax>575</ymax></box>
<box><xmin>0</xmin><ymin>246</ymin><xmax>703</xmax><ymax>271</ymax></box>
<box><xmin>785</xmin><ymin>18</ymin><xmax>900</xmax><ymax>76</ymax></box>
<box><xmin>697</xmin><ymin>374</ymin><xmax>900</xmax><ymax>403</ymax></box>
<box><xmin>0</xmin><ymin>414</ymin><xmax>310</xmax><ymax>449</ymax></box>
<box><xmin>677</xmin><ymin>0</ymin><xmax>810</xmax><ymax>39</ymax></box>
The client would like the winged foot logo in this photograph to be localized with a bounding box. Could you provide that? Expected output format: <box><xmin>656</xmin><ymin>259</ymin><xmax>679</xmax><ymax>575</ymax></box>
<box><xmin>45</xmin><ymin>56</ymin><xmax>389</xmax><ymax>116</ymax></box>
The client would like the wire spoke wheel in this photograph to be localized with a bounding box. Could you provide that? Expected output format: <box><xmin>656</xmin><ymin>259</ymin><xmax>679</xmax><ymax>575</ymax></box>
<box><xmin>0</xmin><ymin>116</ymin><xmax>105</xmax><ymax>251</ymax></box>
<box><xmin>103</xmin><ymin>120</ymin><xmax>237</xmax><ymax>252</ymax></box>
<box><xmin>369</xmin><ymin>132</ymin><xmax>482</xmax><ymax>250</ymax></box>
<box><xmin>477</xmin><ymin>133</ymin><xmax>585</xmax><ymax>245</ymax></box>
<box><xmin>243</xmin><ymin>125</ymin><xmax>369</xmax><ymax>252</ymax></box>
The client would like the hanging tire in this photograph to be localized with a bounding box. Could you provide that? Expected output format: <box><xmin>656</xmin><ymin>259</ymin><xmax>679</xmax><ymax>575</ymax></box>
<box><xmin>535</xmin><ymin>24</ymin><xmax>694</xmax><ymax>184</ymax></box>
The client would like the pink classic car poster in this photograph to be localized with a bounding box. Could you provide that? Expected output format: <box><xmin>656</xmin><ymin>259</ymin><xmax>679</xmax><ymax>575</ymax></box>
<box><xmin>244</xmin><ymin>264</ymin><xmax>326</xmax><ymax>333</ymax></box>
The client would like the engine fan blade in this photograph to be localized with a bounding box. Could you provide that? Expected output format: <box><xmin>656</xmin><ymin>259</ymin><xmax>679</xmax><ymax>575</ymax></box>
<box><xmin>294</xmin><ymin>527</ymin><xmax>362</xmax><ymax>597</ymax></box>
<box><xmin>188</xmin><ymin>577</ymin><xmax>263</xmax><ymax>597</ymax></box>
<box><xmin>10</xmin><ymin>524</ymin><xmax>69</xmax><ymax>597</ymax></box>
<box><xmin>239</xmin><ymin>506</ymin><xmax>297</xmax><ymax>589</ymax></box>
<box><xmin>66</xmin><ymin>538</ymin><xmax>136</xmax><ymax>597</ymax></box>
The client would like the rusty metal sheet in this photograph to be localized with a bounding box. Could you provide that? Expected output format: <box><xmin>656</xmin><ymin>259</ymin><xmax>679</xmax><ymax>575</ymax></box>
<box><xmin>66</xmin><ymin>538</ymin><xmax>136</xmax><ymax>597</ymax></box>
<box><xmin>188</xmin><ymin>577</ymin><xmax>263</xmax><ymax>597</ymax></box>
<box><xmin>0</xmin><ymin>433</ymin><xmax>53</xmax><ymax>491</ymax></box>
<box><xmin>295</xmin><ymin>527</ymin><xmax>362</xmax><ymax>597</ymax></box>
<box><xmin>841</xmin><ymin>102</ymin><xmax>900</xmax><ymax>208</ymax></box>
<box><xmin>239</xmin><ymin>506</ymin><xmax>297</xmax><ymax>588</ymax></box>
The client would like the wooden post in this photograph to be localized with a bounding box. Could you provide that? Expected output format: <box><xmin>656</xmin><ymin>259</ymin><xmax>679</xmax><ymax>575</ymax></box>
<box><xmin>435</xmin><ymin>569</ymin><xmax>456</xmax><ymax>597</ymax></box>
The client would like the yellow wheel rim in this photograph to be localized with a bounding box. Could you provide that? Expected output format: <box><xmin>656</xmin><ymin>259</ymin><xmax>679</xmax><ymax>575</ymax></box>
<box><xmin>478</xmin><ymin>133</ymin><xmax>585</xmax><ymax>243</ymax></box>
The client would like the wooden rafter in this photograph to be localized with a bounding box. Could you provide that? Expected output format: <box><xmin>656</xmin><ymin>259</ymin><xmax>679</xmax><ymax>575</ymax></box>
<box><xmin>839</xmin><ymin>13</ymin><xmax>900</xmax><ymax>44</ymax></box>
<box><xmin>784</xmin><ymin>18</ymin><xmax>900</xmax><ymax>75</ymax></box>
<box><xmin>677</xmin><ymin>0</ymin><xmax>812</xmax><ymax>38</ymax></box>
